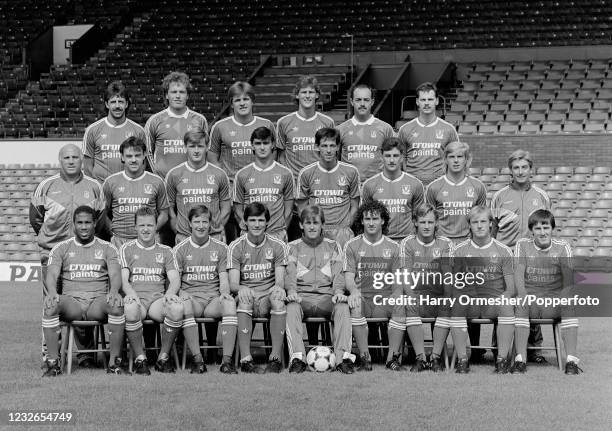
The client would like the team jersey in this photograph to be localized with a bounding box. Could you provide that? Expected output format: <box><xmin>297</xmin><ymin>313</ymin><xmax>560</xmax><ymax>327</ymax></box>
<box><xmin>174</xmin><ymin>236</ymin><xmax>228</xmax><ymax>299</ymax></box>
<box><xmin>287</xmin><ymin>237</ymin><xmax>344</xmax><ymax>296</ymax></box>
<box><xmin>209</xmin><ymin>115</ymin><xmax>276</xmax><ymax>180</ymax></box>
<box><xmin>31</xmin><ymin>172</ymin><xmax>105</xmax><ymax>252</ymax></box>
<box><xmin>102</xmin><ymin>171</ymin><xmax>168</xmax><ymax>239</ymax></box>
<box><xmin>297</xmin><ymin>161</ymin><xmax>360</xmax><ymax>228</ymax></box>
<box><xmin>337</xmin><ymin>116</ymin><xmax>395</xmax><ymax>182</ymax></box>
<box><xmin>227</xmin><ymin>234</ymin><xmax>288</xmax><ymax>293</ymax></box>
<box><xmin>425</xmin><ymin>175</ymin><xmax>487</xmax><ymax>240</ymax></box>
<box><xmin>515</xmin><ymin>238</ymin><xmax>573</xmax><ymax>296</ymax></box>
<box><xmin>165</xmin><ymin>162</ymin><xmax>230</xmax><ymax>237</ymax></box>
<box><xmin>144</xmin><ymin>108</ymin><xmax>208</xmax><ymax>179</ymax></box>
<box><xmin>47</xmin><ymin>237</ymin><xmax>118</xmax><ymax>303</ymax></box>
<box><xmin>491</xmin><ymin>182</ymin><xmax>551</xmax><ymax>247</ymax></box>
<box><xmin>82</xmin><ymin>117</ymin><xmax>146</xmax><ymax>183</ymax></box>
<box><xmin>276</xmin><ymin>111</ymin><xmax>334</xmax><ymax>177</ymax></box>
<box><xmin>452</xmin><ymin>238</ymin><xmax>514</xmax><ymax>297</ymax></box>
<box><xmin>119</xmin><ymin>240</ymin><xmax>177</xmax><ymax>296</ymax></box>
<box><xmin>234</xmin><ymin>161</ymin><xmax>294</xmax><ymax>234</ymax></box>
<box><xmin>400</xmin><ymin>235</ymin><xmax>453</xmax><ymax>295</ymax></box>
<box><xmin>361</xmin><ymin>172</ymin><xmax>425</xmax><ymax>240</ymax></box>
<box><xmin>398</xmin><ymin>117</ymin><xmax>459</xmax><ymax>185</ymax></box>
<box><xmin>343</xmin><ymin>234</ymin><xmax>400</xmax><ymax>296</ymax></box>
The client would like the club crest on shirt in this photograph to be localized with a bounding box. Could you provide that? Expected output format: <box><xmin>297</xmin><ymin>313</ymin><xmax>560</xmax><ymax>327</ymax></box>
<box><xmin>466</xmin><ymin>187</ymin><xmax>474</xmax><ymax>198</ymax></box>
<box><xmin>435</xmin><ymin>130</ymin><xmax>444</xmax><ymax>140</ymax></box>
<box><xmin>323</xmin><ymin>252</ymin><xmax>330</xmax><ymax>260</ymax></box>
<box><xmin>207</xmin><ymin>175</ymin><xmax>216</xmax><ymax>185</ymax></box>
<box><xmin>84</xmin><ymin>191</ymin><xmax>90</xmax><ymax>199</ymax></box>
<box><xmin>265</xmin><ymin>248</ymin><xmax>274</xmax><ymax>260</ymax></box>
<box><xmin>94</xmin><ymin>249</ymin><xmax>103</xmax><ymax>260</ymax></box>
<box><xmin>491</xmin><ymin>254</ymin><xmax>498</xmax><ymax>263</ymax></box>
<box><xmin>187</xmin><ymin>124</ymin><xmax>193</xmax><ymax>131</ymax></box>
<box><xmin>144</xmin><ymin>184</ymin><xmax>153</xmax><ymax>194</ymax></box>
<box><xmin>433</xmin><ymin>248</ymin><xmax>441</xmax><ymax>258</ymax></box>
<box><xmin>401</xmin><ymin>185</ymin><xmax>411</xmax><ymax>195</ymax></box>
<box><xmin>338</xmin><ymin>176</ymin><xmax>348</xmax><ymax>186</ymax></box>
<box><xmin>370</xmin><ymin>130</ymin><xmax>377</xmax><ymax>138</ymax></box>
<box><xmin>155</xmin><ymin>253</ymin><xmax>163</xmax><ymax>263</ymax></box>
<box><xmin>273</xmin><ymin>175</ymin><xmax>281</xmax><ymax>184</ymax></box>
<box><xmin>532</xmin><ymin>199</ymin><xmax>539</xmax><ymax>206</ymax></box>
<box><xmin>244</xmin><ymin>252</ymin><xmax>250</xmax><ymax>260</ymax></box>
<box><xmin>383</xmin><ymin>249</ymin><xmax>391</xmax><ymax>258</ymax></box>
<box><xmin>210</xmin><ymin>251</ymin><xmax>218</xmax><ymax>261</ymax></box>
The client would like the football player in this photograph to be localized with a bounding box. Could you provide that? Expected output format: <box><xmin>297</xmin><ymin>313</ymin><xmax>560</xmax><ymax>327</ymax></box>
<box><xmin>228</xmin><ymin>202</ymin><xmax>289</xmax><ymax>373</ymax></box>
<box><xmin>174</xmin><ymin>205</ymin><xmax>238</xmax><ymax>374</ymax></box>
<box><xmin>120</xmin><ymin>207</ymin><xmax>182</xmax><ymax>375</ymax></box>
<box><xmin>144</xmin><ymin>71</ymin><xmax>208</xmax><ymax>179</ymax></box>
<box><xmin>514</xmin><ymin>209</ymin><xmax>581</xmax><ymax>374</ymax></box>
<box><xmin>285</xmin><ymin>205</ymin><xmax>356</xmax><ymax>374</ymax></box>
<box><xmin>343</xmin><ymin>200</ymin><xmax>405</xmax><ymax>371</ymax></box>
<box><xmin>400</xmin><ymin>203</ymin><xmax>454</xmax><ymax>372</ymax></box>
<box><xmin>362</xmin><ymin>137</ymin><xmax>424</xmax><ymax>242</ymax></box>
<box><xmin>165</xmin><ymin>129</ymin><xmax>231</xmax><ymax>244</ymax></box>
<box><xmin>82</xmin><ymin>81</ymin><xmax>146</xmax><ymax>184</ymax></box>
<box><xmin>296</xmin><ymin>127</ymin><xmax>359</xmax><ymax>248</ymax></box>
<box><xmin>41</xmin><ymin>206</ymin><xmax>125</xmax><ymax>376</ymax></box>
<box><xmin>337</xmin><ymin>84</ymin><xmax>395</xmax><ymax>183</ymax></box>
<box><xmin>451</xmin><ymin>205</ymin><xmax>515</xmax><ymax>374</ymax></box>
<box><xmin>398</xmin><ymin>82</ymin><xmax>459</xmax><ymax>185</ymax></box>
<box><xmin>234</xmin><ymin>127</ymin><xmax>293</xmax><ymax>241</ymax></box>
<box><xmin>102</xmin><ymin>136</ymin><xmax>169</xmax><ymax>249</ymax></box>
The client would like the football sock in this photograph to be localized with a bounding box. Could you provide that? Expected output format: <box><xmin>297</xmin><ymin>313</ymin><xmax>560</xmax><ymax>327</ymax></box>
<box><xmin>42</xmin><ymin>317</ymin><xmax>60</xmax><ymax>361</ymax></box>
<box><xmin>237</xmin><ymin>312</ymin><xmax>252</xmax><ymax>361</ymax></box>
<box><xmin>562</xmin><ymin>327</ymin><xmax>578</xmax><ymax>357</ymax></box>
<box><xmin>432</xmin><ymin>326</ymin><xmax>450</xmax><ymax>356</ymax></box>
<box><xmin>107</xmin><ymin>314</ymin><xmax>125</xmax><ymax>363</ymax></box>
<box><xmin>566</xmin><ymin>354</ymin><xmax>579</xmax><ymax>364</ymax></box>
<box><xmin>351</xmin><ymin>324</ymin><xmax>369</xmax><ymax>357</ymax></box>
<box><xmin>405</xmin><ymin>325</ymin><xmax>424</xmax><ymax>357</ymax></box>
<box><xmin>125</xmin><ymin>321</ymin><xmax>145</xmax><ymax>358</ymax></box>
<box><xmin>514</xmin><ymin>325</ymin><xmax>529</xmax><ymax>361</ymax></box>
<box><xmin>497</xmin><ymin>320</ymin><xmax>515</xmax><ymax>358</ymax></box>
<box><xmin>451</xmin><ymin>327</ymin><xmax>468</xmax><ymax>359</ymax></box>
<box><xmin>270</xmin><ymin>313</ymin><xmax>286</xmax><ymax>360</ymax></box>
<box><xmin>181</xmin><ymin>317</ymin><xmax>201</xmax><ymax>362</ymax></box>
<box><xmin>222</xmin><ymin>355</ymin><xmax>232</xmax><ymax>364</ymax></box>
<box><xmin>221</xmin><ymin>316</ymin><xmax>238</xmax><ymax>358</ymax></box>
<box><xmin>159</xmin><ymin>318</ymin><xmax>181</xmax><ymax>357</ymax></box>
<box><xmin>387</xmin><ymin>326</ymin><xmax>406</xmax><ymax>362</ymax></box>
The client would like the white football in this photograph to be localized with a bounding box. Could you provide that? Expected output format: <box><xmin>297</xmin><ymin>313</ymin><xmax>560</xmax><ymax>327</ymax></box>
<box><xmin>306</xmin><ymin>346</ymin><xmax>336</xmax><ymax>372</ymax></box>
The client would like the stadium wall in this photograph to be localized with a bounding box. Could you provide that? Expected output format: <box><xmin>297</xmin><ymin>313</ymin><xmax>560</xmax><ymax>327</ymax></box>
<box><xmin>0</xmin><ymin>140</ymin><xmax>78</xmax><ymax>164</ymax></box>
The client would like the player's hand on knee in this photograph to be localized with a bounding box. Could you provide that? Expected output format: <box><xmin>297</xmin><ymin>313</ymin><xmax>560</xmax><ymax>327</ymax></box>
<box><xmin>106</xmin><ymin>292</ymin><xmax>123</xmax><ymax>307</ymax></box>
<box><xmin>220</xmin><ymin>291</ymin><xmax>233</xmax><ymax>302</ymax></box>
<box><xmin>164</xmin><ymin>293</ymin><xmax>180</xmax><ymax>304</ymax></box>
<box><xmin>285</xmin><ymin>289</ymin><xmax>301</xmax><ymax>303</ymax></box>
<box><xmin>124</xmin><ymin>294</ymin><xmax>140</xmax><ymax>305</ymax></box>
<box><xmin>332</xmin><ymin>293</ymin><xmax>348</xmax><ymax>304</ymax></box>
<box><xmin>238</xmin><ymin>287</ymin><xmax>254</xmax><ymax>304</ymax></box>
<box><xmin>270</xmin><ymin>286</ymin><xmax>287</xmax><ymax>302</ymax></box>
<box><xmin>347</xmin><ymin>293</ymin><xmax>361</xmax><ymax>309</ymax></box>
<box><xmin>43</xmin><ymin>294</ymin><xmax>60</xmax><ymax>310</ymax></box>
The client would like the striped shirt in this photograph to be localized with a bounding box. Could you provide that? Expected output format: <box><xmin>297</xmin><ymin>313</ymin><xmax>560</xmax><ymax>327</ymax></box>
<box><xmin>174</xmin><ymin>237</ymin><xmax>228</xmax><ymax>299</ymax></box>
<box><xmin>120</xmin><ymin>240</ymin><xmax>177</xmax><ymax>296</ymax></box>
<box><xmin>515</xmin><ymin>238</ymin><xmax>573</xmax><ymax>295</ymax></box>
<box><xmin>400</xmin><ymin>235</ymin><xmax>453</xmax><ymax>295</ymax></box>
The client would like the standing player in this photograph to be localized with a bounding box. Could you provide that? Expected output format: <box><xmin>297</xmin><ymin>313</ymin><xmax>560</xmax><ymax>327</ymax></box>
<box><xmin>103</xmin><ymin>137</ymin><xmax>169</xmax><ymax>249</ymax></box>
<box><xmin>228</xmin><ymin>202</ymin><xmax>289</xmax><ymax>373</ymax></box>
<box><xmin>120</xmin><ymin>207</ymin><xmax>183</xmax><ymax>375</ymax></box>
<box><xmin>144</xmin><ymin>71</ymin><xmax>208</xmax><ymax>179</ymax></box>
<box><xmin>82</xmin><ymin>81</ymin><xmax>146</xmax><ymax>184</ymax></box>
<box><xmin>285</xmin><ymin>205</ymin><xmax>355</xmax><ymax>374</ymax></box>
<box><xmin>337</xmin><ymin>85</ymin><xmax>395</xmax><ymax>183</ymax></box>
<box><xmin>174</xmin><ymin>205</ymin><xmax>238</xmax><ymax>374</ymax></box>
<box><xmin>165</xmin><ymin>130</ymin><xmax>231</xmax><ymax>244</ymax></box>
<box><xmin>343</xmin><ymin>200</ymin><xmax>406</xmax><ymax>371</ymax></box>
<box><xmin>234</xmin><ymin>127</ymin><xmax>294</xmax><ymax>240</ymax></box>
<box><xmin>400</xmin><ymin>203</ymin><xmax>454</xmax><ymax>372</ymax></box>
<box><xmin>296</xmin><ymin>127</ymin><xmax>360</xmax><ymax>248</ymax></box>
<box><xmin>361</xmin><ymin>137</ymin><xmax>424</xmax><ymax>242</ymax></box>
<box><xmin>276</xmin><ymin>75</ymin><xmax>335</xmax><ymax>178</ymax></box>
<box><xmin>426</xmin><ymin>141</ymin><xmax>487</xmax><ymax>244</ymax></box>
<box><xmin>398</xmin><ymin>82</ymin><xmax>459</xmax><ymax>185</ymax></box>
<box><xmin>451</xmin><ymin>206</ymin><xmax>515</xmax><ymax>374</ymax></box>
<box><xmin>41</xmin><ymin>206</ymin><xmax>125</xmax><ymax>376</ymax></box>
<box><xmin>514</xmin><ymin>210</ymin><xmax>581</xmax><ymax>374</ymax></box>
<box><xmin>491</xmin><ymin>150</ymin><xmax>551</xmax><ymax>362</ymax></box>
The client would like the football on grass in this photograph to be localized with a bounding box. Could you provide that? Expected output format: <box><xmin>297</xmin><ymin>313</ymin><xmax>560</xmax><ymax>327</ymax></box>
<box><xmin>306</xmin><ymin>346</ymin><xmax>336</xmax><ymax>372</ymax></box>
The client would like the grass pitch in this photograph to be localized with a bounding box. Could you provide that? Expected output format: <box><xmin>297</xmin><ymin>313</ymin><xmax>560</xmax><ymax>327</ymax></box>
<box><xmin>1</xmin><ymin>282</ymin><xmax>611</xmax><ymax>431</ymax></box>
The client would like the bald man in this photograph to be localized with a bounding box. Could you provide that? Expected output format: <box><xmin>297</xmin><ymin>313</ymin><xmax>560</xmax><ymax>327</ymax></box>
<box><xmin>30</xmin><ymin>144</ymin><xmax>106</xmax><ymax>365</ymax></box>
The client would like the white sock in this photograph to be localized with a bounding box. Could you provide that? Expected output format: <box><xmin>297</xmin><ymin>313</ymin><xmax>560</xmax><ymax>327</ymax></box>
<box><xmin>515</xmin><ymin>354</ymin><xmax>523</xmax><ymax>362</ymax></box>
<box><xmin>290</xmin><ymin>352</ymin><xmax>303</xmax><ymax>361</ymax></box>
<box><xmin>567</xmin><ymin>355</ymin><xmax>579</xmax><ymax>364</ymax></box>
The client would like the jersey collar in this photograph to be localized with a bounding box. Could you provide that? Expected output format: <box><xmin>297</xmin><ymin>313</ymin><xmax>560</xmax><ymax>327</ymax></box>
<box><xmin>443</xmin><ymin>175</ymin><xmax>467</xmax><ymax>186</ymax></box>
<box><xmin>186</xmin><ymin>161</ymin><xmax>209</xmax><ymax>172</ymax></box>
<box><xmin>317</xmin><ymin>161</ymin><xmax>339</xmax><ymax>173</ymax></box>
<box><xmin>362</xmin><ymin>234</ymin><xmax>385</xmax><ymax>246</ymax></box>
<box><xmin>470</xmin><ymin>239</ymin><xmax>494</xmax><ymax>249</ymax></box>
<box><xmin>245</xmin><ymin>234</ymin><xmax>268</xmax><ymax>248</ymax></box>
<box><xmin>295</xmin><ymin>111</ymin><xmax>318</xmax><ymax>122</ymax></box>
<box><xmin>122</xmin><ymin>171</ymin><xmax>147</xmax><ymax>181</ymax></box>
<box><xmin>416</xmin><ymin>236</ymin><xmax>436</xmax><ymax>247</ymax></box>
<box><xmin>104</xmin><ymin>118</ymin><xmax>128</xmax><ymax>128</ymax></box>
<box><xmin>509</xmin><ymin>180</ymin><xmax>532</xmax><ymax>191</ymax></box>
<box><xmin>415</xmin><ymin>117</ymin><xmax>439</xmax><ymax>128</ymax></box>
<box><xmin>252</xmin><ymin>161</ymin><xmax>277</xmax><ymax>172</ymax></box>
<box><xmin>231</xmin><ymin>115</ymin><xmax>256</xmax><ymax>127</ymax></box>
<box><xmin>72</xmin><ymin>237</ymin><xmax>97</xmax><ymax>248</ymax></box>
<box><xmin>166</xmin><ymin>107</ymin><xmax>190</xmax><ymax>119</ymax></box>
<box><xmin>381</xmin><ymin>171</ymin><xmax>405</xmax><ymax>183</ymax></box>
<box><xmin>533</xmin><ymin>240</ymin><xmax>553</xmax><ymax>252</ymax></box>
<box><xmin>136</xmin><ymin>240</ymin><xmax>158</xmax><ymax>250</ymax></box>
<box><xmin>350</xmin><ymin>115</ymin><xmax>375</xmax><ymax>126</ymax></box>
<box><xmin>189</xmin><ymin>237</ymin><xmax>210</xmax><ymax>248</ymax></box>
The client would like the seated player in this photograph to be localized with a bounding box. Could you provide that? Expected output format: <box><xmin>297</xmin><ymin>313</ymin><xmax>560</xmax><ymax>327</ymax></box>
<box><xmin>451</xmin><ymin>205</ymin><xmax>515</xmax><ymax>374</ymax></box>
<box><xmin>514</xmin><ymin>209</ymin><xmax>581</xmax><ymax>375</ymax></box>
<box><xmin>41</xmin><ymin>206</ymin><xmax>125</xmax><ymax>376</ymax></box>
<box><xmin>174</xmin><ymin>205</ymin><xmax>238</xmax><ymax>374</ymax></box>
<box><xmin>285</xmin><ymin>205</ymin><xmax>356</xmax><ymax>374</ymax></box>
<box><xmin>343</xmin><ymin>200</ymin><xmax>405</xmax><ymax>371</ymax></box>
<box><xmin>228</xmin><ymin>202</ymin><xmax>289</xmax><ymax>373</ymax></box>
<box><xmin>400</xmin><ymin>203</ymin><xmax>454</xmax><ymax>372</ymax></box>
<box><xmin>120</xmin><ymin>207</ymin><xmax>183</xmax><ymax>375</ymax></box>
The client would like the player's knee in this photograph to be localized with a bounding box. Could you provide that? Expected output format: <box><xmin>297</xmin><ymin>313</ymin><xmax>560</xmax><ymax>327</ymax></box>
<box><xmin>286</xmin><ymin>301</ymin><xmax>302</xmax><ymax>317</ymax></box>
<box><xmin>221</xmin><ymin>298</ymin><xmax>236</xmax><ymax>316</ymax></box>
<box><xmin>43</xmin><ymin>303</ymin><xmax>59</xmax><ymax>317</ymax></box>
<box><xmin>333</xmin><ymin>302</ymin><xmax>349</xmax><ymax>317</ymax></box>
<box><xmin>124</xmin><ymin>302</ymin><xmax>141</xmax><ymax>322</ymax></box>
<box><xmin>165</xmin><ymin>301</ymin><xmax>184</xmax><ymax>321</ymax></box>
<box><xmin>270</xmin><ymin>298</ymin><xmax>286</xmax><ymax>313</ymax></box>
